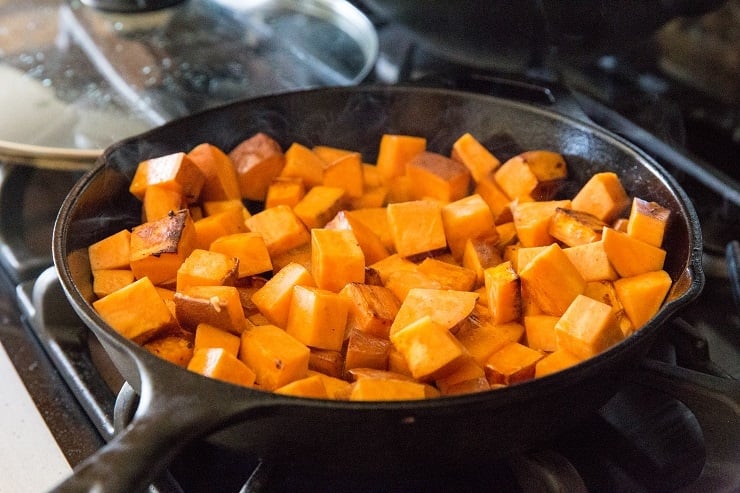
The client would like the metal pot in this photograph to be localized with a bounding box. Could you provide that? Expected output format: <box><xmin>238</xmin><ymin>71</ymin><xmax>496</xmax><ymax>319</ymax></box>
<box><xmin>52</xmin><ymin>85</ymin><xmax>703</xmax><ymax>492</ymax></box>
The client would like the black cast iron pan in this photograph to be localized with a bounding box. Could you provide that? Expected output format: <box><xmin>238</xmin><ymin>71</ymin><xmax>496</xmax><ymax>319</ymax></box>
<box><xmin>52</xmin><ymin>85</ymin><xmax>703</xmax><ymax>492</ymax></box>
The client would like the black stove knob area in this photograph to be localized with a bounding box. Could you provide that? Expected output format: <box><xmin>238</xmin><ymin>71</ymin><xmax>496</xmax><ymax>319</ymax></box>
<box><xmin>80</xmin><ymin>0</ymin><xmax>186</xmax><ymax>12</ymax></box>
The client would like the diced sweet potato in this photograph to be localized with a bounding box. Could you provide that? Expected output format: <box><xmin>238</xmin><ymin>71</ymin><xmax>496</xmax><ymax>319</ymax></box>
<box><xmin>188</xmin><ymin>347</ymin><xmax>256</xmax><ymax>387</ymax></box>
<box><xmin>390</xmin><ymin>315</ymin><xmax>466</xmax><ymax>381</ymax></box>
<box><xmin>92</xmin><ymin>276</ymin><xmax>178</xmax><ymax>343</ymax></box>
<box><xmin>626</xmin><ymin>197</ymin><xmax>670</xmax><ymax>247</ymax></box>
<box><xmin>322</xmin><ymin>151</ymin><xmax>364</xmax><ymax>199</ymax></box>
<box><xmin>89</xmin><ymin>229</ymin><xmax>132</xmax><ymax>271</ymax></box>
<box><xmin>344</xmin><ymin>328</ymin><xmax>392</xmax><ymax>372</ymax></box>
<box><xmin>239</xmin><ymin>324</ymin><xmax>310</xmax><ymax>391</ymax></box>
<box><xmin>571</xmin><ymin>172</ymin><xmax>630</xmax><ymax>223</ymax></box>
<box><xmin>229</xmin><ymin>132</ymin><xmax>286</xmax><ymax>201</ymax></box>
<box><xmin>209</xmin><ymin>232</ymin><xmax>272</xmax><ymax>278</ymax></box>
<box><xmin>265</xmin><ymin>177</ymin><xmax>306</xmax><ymax>209</ymax></box>
<box><xmin>340</xmin><ymin>283</ymin><xmax>401</xmax><ymax>338</ymax></box>
<box><xmin>129</xmin><ymin>152</ymin><xmax>205</xmax><ymax>204</ymax></box>
<box><xmin>515</xmin><ymin>246</ymin><xmax>548</xmax><ymax>273</ymax></box>
<box><xmin>518</xmin><ymin>243</ymin><xmax>586</xmax><ymax>316</ymax></box>
<box><xmin>554</xmin><ymin>294</ymin><xmax>624</xmax><ymax>359</ymax></box>
<box><xmin>193</xmin><ymin>206</ymin><xmax>249</xmax><ymax>251</ymax></box>
<box><xmin>325</xmin><ymin>210</ymin><xmax>390</xmax><ymax>265</ymax></box>
<box><xmin>417</xmin><ymin>257</ymin><xmax>477</xmax><ymax>292</ymax></box>
<box><xmin>523</xmin><ymin>314</ymin><xmax>559</xmax><ymax>352</ymax></box>
<box><xmin>274</xmin><ymin>374</ymin><xmax>329</xmax><ymax>398</ymax></box>
<box><xmin>293</xmin><ymin>185</ymin><xmax>347</xmax><ymax>229</ymax></box>
<box><xmin>435</xmin><ymin>357</ymin><xmax>486</xmax><ymax>395</ymax></box>
<box><xmin>390</xmin><ymin>288</ymin><xmax>479</xmax><ymax>336</ymax></box>
<box><xmin>251</xmin><ymin>262</ymin><xmax>316</xmax><ymax>328</ymax></box>
<box><xmin>405</xmin><ymin>151</ymin><xmax>472</xmax><ymax>203</ymax></box>
<box><xmin>308</xmin><ymin>349</ymin><xmax>345</xmax><ymax>378</ymax></box>
<box><xmin>175</xmin><ymin>248</ymin><xmax>239</xmax><ymax>292</ymax></box>
<box><xmin>311</xmin><ymin>228</ymin><xmax>365</xmax><ymax>292</ymax></box>
<box><xmin>602</xmin><ymin>226</ymin><xmax>666</xmax><ymax>277</ymax></box>
<box><xmin>547</xmin><ymin>208</ymin><xmax>605</xmax><ymax>247</ymax></box>
<box><xmin>349</xmin><ymin>377</ymin><xmax>427</xmax><ymax>401</ymax></box>
<box><xmin>367</xmin><ymin>253</ymin><xmax>418</xmax><ymax>284</ymax></box>
<box><xmin>175</xmin><ymin>285</ymin><xmax>246</xmax><ymax>335</ymax></box>
<box><xmin>484</xmin><ymin>341</ymin><xmax>544</xmax><ymax>385</ymax></box>
<box><xmin>484</xmin><ymin>260</ymin><xmax>521</xmax><ymax>324</ymax></box>
<box><xmin>386</xmin><ymin>200</ymin><xmax>447</xmax><ymax>258</ymax></box>
<box><xmin>187</xmin><ymin>142</ymin><xmax>241</xmax><ymax>201</ymax></box>
<box><xmin>142</xmin><ymin>185</ymin><xmax>185</xmax><ymax>223</ymax></box>
<box><xmin>462</xmin><ymin>235</ymin><xmax>503</xmax><ymax>288</ymax></box>
<box><xmin>441</xmin><ymin>193</ymin><xmax>498</xmax><ymax>260</ymax></box>
<box><xmin>534</xmin><ymin>349</ymin><xmax>582</xmax><ymax>378</ymax></box>
<box><xmin>455</xmin><ymin>306</ymin><xmax>525</xmax><ymax>365</ymax></box>
<box><xmin>562</xmin><ymin>240</ymin><xmax>618</xmax><ymax>282</ymax></box>
<box><xmin>143</xmin><ymin>334</ymin><xmax>194</xmax><ymax>367</ymax></box>
<box><xmin>451</xmin><ymin>132</ymin><xmax>501</xmax><ymax>182</ymax></box>
<box><xmin>129</xmin><ymin>210</ymin><xmax>197</xmax><ymax>286</ymax></box>
<box><xmin>614</xmin><ymin>270</ymin><xmax>672</xmax><ymax>328</ymax></box>
<box><xmin>583</xmin><ymin>281</ymin><xmax>634</xmax><ymax>336</ymax></box>
<box><xmin>280</xmin><ymin>142</ymin><xmax>326</xmax><ymax>188</ymax></box>
<box><xmin>307</xmin><ymin>370</ymin><xmax>352</xmax><ymax>399</ymax></box>
<box><xmin>286</xmin><ymin>285</ymin><xmax>349</xmax><ymax>351</ymax></box>
<box><xmin>92</xmin><ymin>269</ymin><xmax>135</xmax><ymax>298</ymax></box>
<box><xmin>270</xmin><ymin>242</ymin><xmax>312</xmax><ymax>273</ymax></box>
<box><xmin>375</xmin><ymin>134</ymin><xmax>426</xmax><ymax>183</ymax></box>
<box><xmin>194</xmin><ymin>322</ymin><xmax>241</xmax><ymax>357</ymax></box>
<box><xmin>494</xmin><ymin>150</ymin><xmax>567</xmax><ymax>201</ymax></box>
<box><xmin>384</xmin><ymin>269</ymin><xmax>442</xmax><ymax>302</ymax></box>
<box><xmin>245</xmin><ymin>205</ymin><xmax>310</xmax><ymax>257</ymax></box>
<box><xmin>474</xmin><ymin>175</ymin><xmax>513</xmax><ymax>224</ymax></box>
<box><xmin>512</xmin><ymin>199</ymin><xmax>571</xmax><ymax>247</ymax></box>
<box><xmin>345</xmin><ymin>207</ymin><xmax>394</xmax><ymax>251</ymax></box>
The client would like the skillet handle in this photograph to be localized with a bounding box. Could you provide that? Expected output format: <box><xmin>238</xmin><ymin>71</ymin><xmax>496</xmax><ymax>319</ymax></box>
<box><xmin>49</xmin><ymin>376</ymin><xmax>276</xmax><ymax>493</ymax></box>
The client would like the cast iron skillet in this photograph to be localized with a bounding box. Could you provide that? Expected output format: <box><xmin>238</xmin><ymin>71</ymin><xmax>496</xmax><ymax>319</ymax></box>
<box><xmin>52</xmin><ymin>85</ymin><xmax>703</xmax><ymax>492</ymax></box>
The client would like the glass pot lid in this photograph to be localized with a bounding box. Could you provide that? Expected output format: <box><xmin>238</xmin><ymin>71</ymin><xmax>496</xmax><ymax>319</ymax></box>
<box><xmin>0</xmin><ymin>0</ymin><xmax>377</xmax><ymax>169</ymax></box>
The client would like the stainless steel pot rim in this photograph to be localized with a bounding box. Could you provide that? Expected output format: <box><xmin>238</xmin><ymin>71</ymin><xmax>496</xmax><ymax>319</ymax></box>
<box><xmin>0</xmin><ymin>139</ymin><xmax>101</xmax><ymax>171</ymax></box>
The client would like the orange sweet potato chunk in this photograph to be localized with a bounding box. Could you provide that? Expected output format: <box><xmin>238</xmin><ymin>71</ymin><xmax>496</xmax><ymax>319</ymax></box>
<box><xmin>229</xmin><ymin>132</ymin><xmax>286</xmax><ymax>201</ymax></box>
<box><xmin>250</xmin><ymin>262</ymin><xmax>316</xmax><ymax>328</ymax></box>
<box><xmin>375</xmin><ymin>134</ymin><xmax>426</xmax><ymax>184</ymax></box>
<box><xmin>494</xmin><ymin>150</ymin><xmax>567</xmax><ymax>201</ymax></box>
<box><xmin>519</xmin><ymin>243</ymin><xmax>586</xmax><ymax>316</ymax></box>
<box><xmin>386</xmin><ymin>200</ymin><xmax>447</xmax><ymax>258</ymax></box>
<box><xmin>188</xmin><ymin>347</ymin><xmax>256</xmax><ymax>388</ymax></box>
<box><xmin>239</xmin><ymin>324</ymin><xmax>310</xmax><ymax>391</ymax></box>
<box><xmin>280</xmin><ymin>142</ymin><xmax>326</xmax><ymax>189</ymax></box>
<box><xmin>451</xmin><ymin>132</ymin><xmax>501</xmax><ymax>183</ymax></box>
<box><xmin>340</xmin><ymin>283</ymin><xmax>401</xmax><ymax>339</ymax></box>
<box><xmin>209</xmin><ymin>232</ymin><xmax>273</xmax><ymax>278</ymax></box>
<box><xmin>571</xmin><ymin>172</ymin><xmax>630</xmax><ymax>223</ymax></box>
<box><xmin>311</xmin><ymin>228</ymin><xmax>365</xmax><ymax>293</ymax></box>
<box><xmin>322</xmin><ymin>150</ymin><xmax>364</xmax><ymax>199</ymax></box>
<box><xmin>92</xmin><ymin>269</ymin><xmax>135</xmax><ymax>298</ymax></box>
<box><xmin>129</xmin><ymin>152</ymin><xmax>205</xmax><ymax>204</ymax></box>
<box><xmin>293</xmin><ymin>185</ymin><xmax>347</xmax><ymax>229</ymax></box>
<box><xmin>512</xmin><ymin>199</ymin><xmax>571</xmax><ymax>247</ymax></box>
<box><xmin>325</xmin><ymin>210</ymin><xmax>390</xmax><ymax>265</ymax></box>
<box><xmin>245</xmin><ymin>204</ymin><xmax>310</xmax><ymax>257</ymax></box>
<box><xmin>614</xmin><ymin>270</ymin><xmax>672</xmax><ymax>328</ymax></box>
<box><xmin>89</xmin><ymin>229</ymin><xmax>131</xmax><ymax>271</ymax></box>
<box><xmin>142</xmin><ymin>185</ymin><xmax>185</xmax><ymax>223</ymax></box>
<box><xmin>194</xmin><ymin>323</ymin><xmax>241</xmax><ymax>357</ymax></box>
<box><xmin>484</xmin><ymin>341</ymin><xmax>544</xmax><ymax>385</ymax></box>
<box><xmin>602</xmin><ymin>226</ymin><xmax>666</xmax><ymax>277</ymax></box>
<box><xmin>286</xmin><ymin>285</ymin><xmax>349</xmax><ymax>351</ymax></box>
<box><xmin>390</xmin><ymin>315</ymin><xmax>466</xmax><ymax>381</ymax></box>
<box><xmin>174</xmin><ymin>285</ymin><xmax>248</xmax><ymax>334</ymax></box>
<box><xmin>484</xmin><ymin>260</ymin><xmax>521</xmax><ymax>325</ymax></box>
<box><xmin>441</xmin><ymin>193</ymin><xmax>498</xmax><ymax>260</ymax></box>
<box><xmin>187</xmin><ymin>142</ymin><xmax>241</xmax><ymax>202</ymax></box>
<box><xmin>554</xmin><ymin>294</ymin><xmax>624</xmax><ymax>359</ymax></box>
<box><xmin>626</xmin><ymin>197</ymin><xmax>670</xmax><ymax>247</ymax></box>
<box><xmin>405</xmin><ymin>151</ymin><xmax>472</xmax><ymax>203</ymax></box>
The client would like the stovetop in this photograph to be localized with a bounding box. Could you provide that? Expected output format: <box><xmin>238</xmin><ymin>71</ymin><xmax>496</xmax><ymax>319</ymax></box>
<box><xmin>0</xmin><ymin>2</ymin><xmax>739</xmax><ymax>492</ymax></box>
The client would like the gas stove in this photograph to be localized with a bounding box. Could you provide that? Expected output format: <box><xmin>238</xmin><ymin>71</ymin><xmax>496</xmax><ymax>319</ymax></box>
<box><xmin>0</xmin><ymin>1</ymin><xmax>739</xmax><ymax>492</ymax></box>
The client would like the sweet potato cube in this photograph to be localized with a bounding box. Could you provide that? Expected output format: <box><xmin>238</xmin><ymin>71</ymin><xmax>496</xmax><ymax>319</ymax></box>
<box><xmin>271</xmin><ymin>242</ymin><xmax>312</xmax><ymax>273</ymax></box>
<box><xmin>194</xmin><ymin>323</ymin><xmax>241</xmax><ymax>357</ymax></box>
<box><xmin>627</xmin><ymin>197</ymin><xmax>670</xmax><ymax>247</ymax></box>
<box><xmin>229</xmin><ymin>132</ymin><xmax>286</xmax><ymax>201</ymax></box>
<box><xmin>583</xmin><ymin>281</ymin><xmax>634</xmax><ymax>336</ymax></box>
<box><xmin>322</xmin><ymin>151</ymin><xmax>364</xmax><ymax>199</ymax></box>
<box><xmin>187</xmin><ymin>142</ymin><xmax>241</xmax><ymax>201</ymax></box>
<box><xmin>386</xmin><ymin>200</ymin><xmax>447</xmax><ymax>258</ymax></box>
<box><xmin>239</xmin><ymin>324</ymin><xmax>310</xmax><ymax>391</ymax></box>
<box><xmin>209</xmin><ymin>232</ymin><xmax>272</xmax><ymax>278</ymax></box>
<box><xmin>349</xmin><ymin>378</ymin><xmax>427</xmax><ymax>401</ymax></box>
<box><xmin>375</xmin><ymin>134</ymin><xmax>426</xmax><ymax>183</ymax></box>
<box><xmin>474</xmin><ymin>175</ymin><xmax>513</xmax><ymax>224</ymax></box>
<box><xmin>523</xmin><ymin>314</ymin><xmax>559</xmax><ymax>352</ymax></box>
<box><xmin>390</xmin><ymin>316</ymin><xmax>466</xmax><ymax>381</ymax></box>
<box><xmin>89</xmin><ymin>229</ymin><xmax>132</xmax><ymax>271</ymax></box>
<box><xmin>92</xmin><ymin>276</ymin><xmax>177</xmax><ymax>343</ymax></box>
<box><xmin>494</xmin><ymin>150</ymin><xmax>567</xmax><ymax>201</ymax></box>
<box><xmin>308</xmin><ymin>349</ymin><xmax>345</xmax><ymax>378</ymax></box>
<box><xmin>129</xmin><ymin>209</ymin><xmax>197</xmax><ymax>286</ymax></box>
<box><xmin>484</xmin><ymin>341</ymin><xmax>544</xmax><ymax>385</ymax></box>
<box><xmin>512</xmin><ymin>199</ymin><xmax>572</xmax><ymax>247</ymax></box>
<box><xmin>451</xmin><ymin>132</ymin><xmax>501</xmax><ymax>183</ymax></box>
<box><xmin>614</xmin><ymin>270</ymin><xmax>672</xmax><ymax>329</ymax></box>
<box><xmin>462</xmin><ymin>235</ymin><xmax>503</xmax><ymax>287</ymax></box>
<box><xmin>455</xmin><ymin>305</ymin><xmax>525</xmax><ymax>365</ymax></box>
<box><xmin>602</xmin><ymin>226</ymin><xmax>666</xmax><ymax>277</ymax></box>
<box><xmin>143</xmin><ymin>334</ymin><xmax>194</xmax><ymax>367</ymax></box>
<box><xmin>435</xmin><ymin>357</ymin><xmax>486</xmax><ymax>395</ymax></box>
<box><xmin>274</xmin><ymin>374</ymin><xmax>329</xmax><ymax>399</ymax></box>
<box><xmin>175</xmin><ymin>248</ymin><xmax>238</xmax><ymax>292</ymax></box>
<box><xmin>344</xmin><ymin>328</ymin><xmax>392</xmax><ymax>371</ymax></box>
<box><xmin>367</xmin><ymin>253</ymin><xmax>418</xmax><ymax>284</ymax></box>
<box><xmin>571</xmin><ymin>172</ymin><xmax>630</xmax><ymax>223</ymax></box>
<box><xmin>188</xmin><ymin>347</ymin><xmax>256</xmax><ymax>387</ymax></box>
<box><xmin>92</xmin><ymin>269</ymin><xmax>135</xmax><ymax>298</ymax></box>
<box><xmin>251</xmin><ymin>262</ymin><xmax>316</xmax><ymax>328</ymax></box>
<box><xmin>519</xmin><ymin>243</ymin><xmax>586</xmax><ymax>316</ymax></box>
<box><xmin>441</xmin><ymin>193</ymin><xmax>498</xmax><ymax>260</ymax></box>
<box><xmin>350</xmin><ymin>185</ymin><xmax>388</xmax><ymax>210</ymax></box>
<box><xmin>174</xmin><ymin>285</ymin><xmax>248</xmax><ymax>334</ymax></box>
<box><xmin>384</xmin><ymin>270</ymin><xmax>442</xmax><ymax>302</ymax></box>
<box><xmin>325</xmin><ymin>210</ymin><xmax>390</xmax><ymax>265</ymax></box>
<box><xmin>280</xmin><ymin>142</ymin><xmax>326</xmax><ymax>188</ymax></box>
<box><xmin>484</xmin><ymin>260</ymin><xmax>521</xmax><ymax>324</ymax></box>
<box><xmin>496</xmin><ymin>222</ymin><xmax>518</xmax><ymax>248</ymax></box>
<box><xmin>548</xmin><ymin>208</ymin><xmax>605</xmax><ymax>247</ymax></box>
<box><xmin>265</xmin><ymin>177</ymin><xmax>306</xmax><ymax>209</ymax></box>
<box><xmin>405</xmin><ymin>151</ymin><xmax>472</xmax><ymax>203</ymax></box>
<box><xmin>285</xmin><ymin>285</ymin><xmax>349</xmax><ymax>351</ymax></box>
<box><xmin>555</xmin><ymin>294</ymin><xmax>624</xmax><ymax>359</ymax></box>
<box><xmin>535</xmin><ymin>349</ymin><xmax>583</xmax><ymax>378</ymax></box>
<box><xmin>340</xmin><ymin>283</ymin><xmax>401</xmax><ymax>338</ymax></box>
<box><xmin>563</xmin><ymin>240</ymin><xmax>618</xmax><ymax>282</ymax></box>
<box><xmin>193</xmin><ymin>206</ymin><xmax>248</xmax><ymax>250</ymax></box>
<box><xmin>345</xmin><ymin>207</ymin><xmax>394</xmax><ymax>251</ymax></box>
<box><xmin>418</xmin><ymin>258</ymin><xmax>477</xmax><ymax>292</ymax></box>
<box><xmin>311</xmin><ymin>228</ymin><xmax>365</xmax><ymax>292</ymax></box>
<box><xmin>515</xmin><ymin>246</ymin><xmax>548</xmax><ymax>273</ymax></box>
<box><xmin>307</xmin><ymin>371</ymin><xmax>352</xmax><ymax>399</ymax></box>
<box><xmin>390</xmin><ymin>288</ymin><xmax>479</xmax><ymax>336</ymax></box>
<box><xmin>142</xmin><ymin>185</ymin><xmax>185</xmax><ymax>222</ymax></box>
<box><xmin>201</xmin><ymin>199</ymin><xmax>250</xmax><ymax>219</ymax></box>
<box><xmin>245</xmin><ymin>205</ymin><xmax>310</xmax><ymax>257</ymax></box>
<box><xmin>293</xmin><ymin>186</ymin><xmax>347</xmax><ymax>229</ymax></box>
<box><xmin>129</xmin><ymin>152</ymin><xmax>205</xmax><ymax>204</ymax></box>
